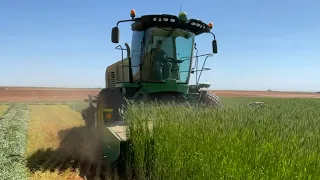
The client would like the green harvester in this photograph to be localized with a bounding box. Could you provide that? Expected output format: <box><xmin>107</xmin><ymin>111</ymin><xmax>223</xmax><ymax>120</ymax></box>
<box><xmin>81</xmin><ymin>9</ymin><xmax>222</xmax><ymax>172</ymax></box>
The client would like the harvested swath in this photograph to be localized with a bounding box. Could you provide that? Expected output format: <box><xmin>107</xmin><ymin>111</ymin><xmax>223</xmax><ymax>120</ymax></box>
<box><xmin>25</xmin><ymin>105</ymin><xmax>114</xmax><ymax>180</ymax></box>
<box><xmin>25</xmin><ymin>105</ymin><xmax>85</xmax><ymax>179</ymax></box>
<box><xmin>0</xmin><ymin>104</ymin><xmax>30</xmax><ymax>180</ymax></box>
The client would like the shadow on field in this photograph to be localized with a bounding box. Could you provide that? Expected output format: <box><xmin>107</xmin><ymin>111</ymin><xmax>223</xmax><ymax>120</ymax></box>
<box><xmin>26</xmin><ymin>126</ymin><xmax>120</xmax><ymax>180</ymax></box>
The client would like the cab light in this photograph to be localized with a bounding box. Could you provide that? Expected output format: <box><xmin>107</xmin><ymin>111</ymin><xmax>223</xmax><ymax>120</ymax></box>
<box><xmin>130</xmin><ymin>9</ymin><xmax>136</xmax><ymax>18</ymax></box>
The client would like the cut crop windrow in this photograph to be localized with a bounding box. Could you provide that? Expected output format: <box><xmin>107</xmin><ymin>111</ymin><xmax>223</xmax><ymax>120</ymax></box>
<box><xmin>0</xmin><ymin>104</ymin><xmax>30</xmax><ymax>180</ymax></box>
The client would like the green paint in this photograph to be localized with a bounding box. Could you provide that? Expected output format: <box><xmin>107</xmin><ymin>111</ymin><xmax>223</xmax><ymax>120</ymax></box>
<box><xmin>141</xmin><ymin>81</ymin><xmax>189</xmax><ymax>94</ymax></box>
<box><xmin>101</xmin><ymin>127</ymin><xmax>121</xmax><ymax>163</ymax></box>
<box><xmin>122</xmin><ymin>83</ymin><xmax>140</xmax><ymax>88</ymax></box>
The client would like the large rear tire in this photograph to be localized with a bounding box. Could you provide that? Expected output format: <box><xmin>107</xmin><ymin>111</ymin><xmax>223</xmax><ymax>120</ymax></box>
<box><xmin>199</xmin><ymin>90</ymin><xmax>222</xmax><ymax>107</ymax></box>
<box><xmin>96</xmin><ymin>88</ymin><xmax>126</xmax><ymax>126</ymax></box>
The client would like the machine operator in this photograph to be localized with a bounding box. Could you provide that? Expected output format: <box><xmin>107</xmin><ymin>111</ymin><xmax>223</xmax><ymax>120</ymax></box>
<box><xmin>153</xmin><ymin>40</ymin><xmax>172</xmax><ymax>80</ymax></box>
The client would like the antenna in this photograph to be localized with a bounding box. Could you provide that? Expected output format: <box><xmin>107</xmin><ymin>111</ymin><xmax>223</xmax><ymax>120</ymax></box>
<box><xmin>180</xmin><ymin>4</ymin><xmax>182</xmax><ymax>12</ymax></box>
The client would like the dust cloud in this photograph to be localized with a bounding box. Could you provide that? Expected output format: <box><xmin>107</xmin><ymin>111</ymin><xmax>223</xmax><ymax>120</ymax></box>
<box><xmin>56</xmin><ymin>126</ymin><xmax>103</xmax><ymax>164</ymax></box>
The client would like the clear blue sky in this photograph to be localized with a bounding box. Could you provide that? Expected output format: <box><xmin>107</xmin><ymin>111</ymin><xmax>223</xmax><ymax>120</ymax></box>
<box><xmin>1</xmin><ymin>0</ymin><xmax>319</xmax><ymax>92</ymax></box>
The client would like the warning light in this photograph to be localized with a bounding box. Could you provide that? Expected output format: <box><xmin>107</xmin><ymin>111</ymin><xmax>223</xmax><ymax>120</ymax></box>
<box><xmin>130</xmin><ymin>9</ymin><xmax>136</xmax><ymax>18</ymax></box>
<box><xmin>208</xmin><ymin>22</ymin><xmax>213</xmax><ymax>29</ymax></box>
<box><xmin>106</xmin><ymin>113</ymin><xmax>112</xmax><ymax>119</ymax></box>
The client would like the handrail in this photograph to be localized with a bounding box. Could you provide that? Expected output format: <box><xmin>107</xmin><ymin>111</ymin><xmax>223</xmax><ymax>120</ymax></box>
<box><xmin>115</xmin><ymin>45</ymin><xmax>127</xmax><ymax>83</ymax></box>
<box><xmin>190</xmin><ymin>52</ymin><xmax>213</xmax><ymax>85</ymax></box>
<box><xmin>197</xmin><ymin>54</ymin><xmax>212</xmax><ymax>83</ymax></box>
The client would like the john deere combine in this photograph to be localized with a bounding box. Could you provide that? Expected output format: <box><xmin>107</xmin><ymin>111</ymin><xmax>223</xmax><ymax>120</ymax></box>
<box><xmin>81</xmin><ymin>10</ymin><xmax>221</xmax><ymax>164</ymax></box>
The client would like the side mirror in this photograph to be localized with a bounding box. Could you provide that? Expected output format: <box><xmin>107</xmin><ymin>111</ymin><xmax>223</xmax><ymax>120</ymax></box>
<box><xmin>212</xmin><ymin>40</ymin><xmax>218</xmax><ymax>54</ymax></box>
<box><xmin>111</xmin><ymin>27</ymin><xmax>119</xmax><ymax>43</ymax></box>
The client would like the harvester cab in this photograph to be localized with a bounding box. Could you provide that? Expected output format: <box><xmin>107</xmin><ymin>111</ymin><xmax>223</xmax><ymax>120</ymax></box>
<box><xmin>81</xmin><ymin>10</ymin><xmax>222</xmax><ymax>165</ymax></box>
<box><xmin>110</xmin><ymin>10</ymin><xmax>218</xmax><ymax>95</ymax></box>
<box><xmin>100</xmin><ymin>10</ymin><xmax>222</xmax><ymax>103</ymax></box>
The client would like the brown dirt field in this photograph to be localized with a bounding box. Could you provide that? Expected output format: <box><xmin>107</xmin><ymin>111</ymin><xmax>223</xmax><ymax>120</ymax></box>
<box><xmin>0</xmin><ymin>86</ymin><xmax>319</xmax><ymax>102</ymax></box>
<box><xmin>0</xmin><ymin>87</ymin><xmax>100</xmax><ymax>102</ymax></box>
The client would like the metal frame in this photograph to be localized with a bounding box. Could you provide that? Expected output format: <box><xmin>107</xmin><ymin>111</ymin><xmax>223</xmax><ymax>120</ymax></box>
<box><xmin>115</xmin><ymin>45</ymin><xmax>128</xmax><ymax>83</ymax></box>
<box><xmin>191</xmin><ymin>53</ymin><xmax>213</xmax><ymax>86</ymax></box>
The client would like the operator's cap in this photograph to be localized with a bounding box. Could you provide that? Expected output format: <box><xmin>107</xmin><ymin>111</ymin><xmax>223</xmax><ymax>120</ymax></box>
<box><xmin>156</xmin><ymin>40</ymin><xmax>162</xmax><ymax>45</ymax></box>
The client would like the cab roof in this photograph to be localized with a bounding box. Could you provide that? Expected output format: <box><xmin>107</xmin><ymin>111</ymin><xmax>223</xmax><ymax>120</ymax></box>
<box><xmin>131</xmin><ymin>14</ymin><xmax>211</xmax><ymax>36</ymax></box>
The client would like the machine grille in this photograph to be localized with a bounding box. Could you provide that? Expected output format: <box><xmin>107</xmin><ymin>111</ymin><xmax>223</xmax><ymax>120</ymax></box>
<box><xmin>108</xmin><ymin>72</ymin><xmax>116</xmax><ymax>87</ymax></box>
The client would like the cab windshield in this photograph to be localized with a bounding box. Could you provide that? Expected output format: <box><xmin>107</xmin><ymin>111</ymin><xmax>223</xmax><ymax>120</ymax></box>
<box><xmin>141</xmin><ymin>27</ymin><xmax>195</xmax><ymax>83</ymax></box>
